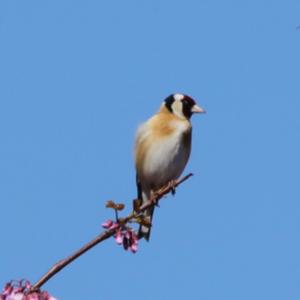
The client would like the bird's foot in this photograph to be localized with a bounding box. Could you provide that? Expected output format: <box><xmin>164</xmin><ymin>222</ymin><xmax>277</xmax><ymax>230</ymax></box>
<box><xmin>133</xmin><ymin>198</ymin><xmax>142</xmax><ymax>212</ymax></box>
<box><xmin>151</xmin><ymin>193</ymin><xmax>160</xmax><ymax>207</ymax></box>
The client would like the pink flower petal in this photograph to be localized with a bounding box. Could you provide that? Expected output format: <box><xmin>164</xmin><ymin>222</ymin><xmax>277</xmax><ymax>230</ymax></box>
<box><xmin>101</xmin><ymin>220</ymin><xmax>113</xmax><ymax>229</ymax></box>
<box><xmin>1</xmin><ymin>281</ymin><xmax>57</xmax><ymax>300</ymax></box>
<box><xmin>25</xmin><ymin>293</ymin><xmax>39</xmax><ymax>300</ymax></box>
<box><xmin>6</xmin><ymin>293</ymin><xmax>24</xmax><ymax>300</ymax></box>
<box><xmin>115</xmin><ymin>230</ymin><xmax>123</xmax><ymax>245</ymax></box>
<box><xmin>109</xmin><ymin>223</ymin><xmax>119</xmax><ymax>230</ymax></box>
<box><xmin>131</xmin><ymin>231</ymin><xmax>138</xmax><ymax>242</ymax></box>
<box><xmin>24</xmin><ymin>281</ymin><xmax>31</xmax><ymax>290</ymax></box>
<box><xmin>125</xmin><ymin>230</ymin><xmax>131</xmax><ymax>239</ymax></box>
<box><xmin>130</xmin><ymin>243</ymin><xmax>138</xmax><ymax>253</ymax></box>
<box><xmin>2</xmin><ymin>283</ymin><xmax>13</xmax><ymax>296</ymax></box>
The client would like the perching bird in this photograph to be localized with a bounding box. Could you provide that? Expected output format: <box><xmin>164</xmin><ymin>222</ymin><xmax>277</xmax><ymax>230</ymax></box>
<box><xmin>135</xmin><ymin>93</ymin><xmax>205</xmax><ymax>240</ymax></box>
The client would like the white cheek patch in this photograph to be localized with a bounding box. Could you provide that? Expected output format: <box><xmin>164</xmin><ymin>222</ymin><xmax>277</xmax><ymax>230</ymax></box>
<box><xmin>172</xmin><ymin>100</ymin><xmax>185</xmax><ymax>119</ymax></box>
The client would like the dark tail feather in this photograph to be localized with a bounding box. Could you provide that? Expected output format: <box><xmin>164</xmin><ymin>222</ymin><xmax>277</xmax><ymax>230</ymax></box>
<box><xmin>136</xmin><ymin>174</ymin><xmax>154</xmax><ymax>241</ymax></box>
<box><xmin>136</xmin><ymin>174</ymin><xmax>142</xmax><ymax>201</ymax></box>
<box><xmin>138</xmin><ymin>206</ymin><xmax>154</xmax><ymax>241</ymax></box>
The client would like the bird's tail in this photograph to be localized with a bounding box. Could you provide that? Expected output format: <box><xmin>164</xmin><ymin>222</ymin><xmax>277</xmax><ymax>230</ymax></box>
<box><xmin>136</xmin><ymin>176</ymin><xmax>154</xmax><ymax>241</ymax></box>
<box><xmin>138</xmin><ymin>205</ymin><xmax>154</xmax><ymax>241</ymax></box>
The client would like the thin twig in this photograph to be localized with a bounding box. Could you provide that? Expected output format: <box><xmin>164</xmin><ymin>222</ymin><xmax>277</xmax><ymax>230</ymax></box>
<box><xmin>29</xmin><ymin>173</ymin><xmax>193</xmax><ymax>292</ymax></box>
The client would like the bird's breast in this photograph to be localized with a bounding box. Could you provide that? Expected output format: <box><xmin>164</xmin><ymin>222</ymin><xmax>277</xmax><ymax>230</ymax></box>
<box><xmin>137</xmin><ymin>123</ymin><xmax>191</xmax><ymax>189</ymax></box>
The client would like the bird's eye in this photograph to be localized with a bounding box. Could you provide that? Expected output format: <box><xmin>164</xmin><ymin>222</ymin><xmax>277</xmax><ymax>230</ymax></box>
<box><xmin>182</xmin><ymin>99</ymin><xmax>189</xmax><ymax>106</ymax></box>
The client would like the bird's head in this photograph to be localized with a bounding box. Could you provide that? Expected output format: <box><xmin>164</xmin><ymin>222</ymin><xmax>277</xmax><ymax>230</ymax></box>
<box><xmin>163</xmin><ymin>93</ymin><xmax>205</xmax><ymax>120</ymax></box>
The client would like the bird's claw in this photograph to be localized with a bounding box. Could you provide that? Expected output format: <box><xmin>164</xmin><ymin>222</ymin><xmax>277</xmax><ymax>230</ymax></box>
<box><xmin>151</xmin><ymin>193</ymin><xmax>160</xmax><ymax>207</ymax></box>
<box><xmin>169</xmin><ymin>179</ymin><xmax>177</xmax><ymax>195</ymax></box>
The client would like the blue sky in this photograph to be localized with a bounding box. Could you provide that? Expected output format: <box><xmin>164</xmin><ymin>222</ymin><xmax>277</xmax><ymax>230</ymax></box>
<box><xmin>1</xmin><ymin>0</ymin><xmax>300</xmax><ymax>299</ymax></box>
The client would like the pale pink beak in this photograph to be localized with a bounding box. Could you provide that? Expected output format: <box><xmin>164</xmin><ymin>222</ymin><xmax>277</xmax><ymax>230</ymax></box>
<box><xmin>191</xmin><ymin>104</ymin><xmax>206</xmax><ymax>114</ymax></box>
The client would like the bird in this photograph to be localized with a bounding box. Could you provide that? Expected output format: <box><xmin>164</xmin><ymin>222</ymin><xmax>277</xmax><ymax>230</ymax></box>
<box><xmin>134</xmin><ymin>93</ymin><xmax>205</xmax><ymax>240</ymax></box>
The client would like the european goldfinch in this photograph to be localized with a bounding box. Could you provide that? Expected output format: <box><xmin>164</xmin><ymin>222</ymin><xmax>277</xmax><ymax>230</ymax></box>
<box><xmin>135</xmin><ymin>93</ymin><xmax>205</xmax><ymax>240</ymax></box>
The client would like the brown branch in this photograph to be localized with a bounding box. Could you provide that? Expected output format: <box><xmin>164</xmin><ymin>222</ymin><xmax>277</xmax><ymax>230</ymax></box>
<box><xmin>29</xmin><ymin>173</ymin><xmax>193</xmax><ymax>293</ymax></box>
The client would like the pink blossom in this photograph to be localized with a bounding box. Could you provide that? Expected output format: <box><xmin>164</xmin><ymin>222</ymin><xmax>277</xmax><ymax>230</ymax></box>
<box><xmin>101</xmin><ymin>219</ymin><xmax>114</xmax><ymax>229</ymax></box>
<box><xmin>6</xmin><ymin>293</ymin><xmax>23</xmax><ymax>300</ymax></box>
<box><xmin>130</xmin><ymin>241</ymin><xmax>138</xmax><ymax>253</ymax></box>
<box><xmin>120</xmin><ymin>229</ymin><xmax>138</xmax><ymax>253</ymax></box>
<box><xmin>0</xmin><ymin>281</ymin><xmax>57</xmax><ymax>300</ymax></box>
<box><xmin>101</xmin><ymin>220</ymin><xmax>119</xmax><ymax>230</ymax></box>
<box><xmin>129</xmin><ymin>232</ymin><xmax>138</xmax><ymax>253</ymax></box>
<box><xmin>126</xmin><ymin>230</ymin><xmax>138</xmax><ymax>253</ymax></box>
<box><xmin>115</xmin><ymin>229</ymin><xmax>123</xmax><ymax>245</ymax></box>
<box><xmin>102</xmin><ymin>220</ymin><xmax>138</xmax><ymax>253</ymax></box>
